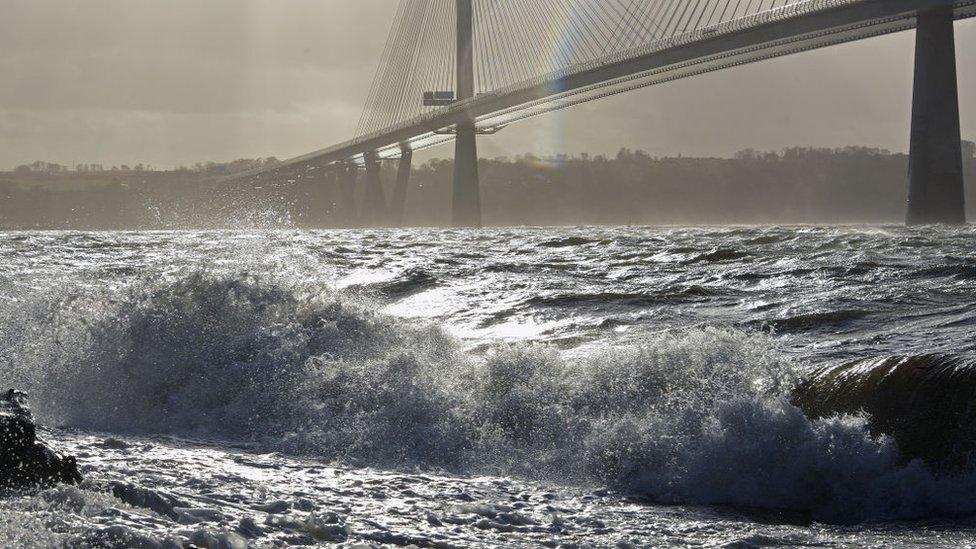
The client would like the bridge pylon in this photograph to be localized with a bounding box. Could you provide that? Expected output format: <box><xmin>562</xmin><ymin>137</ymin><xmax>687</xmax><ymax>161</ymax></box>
<box><xmin>337</xmin><ymin>163</ymin><xmax>359</xmax><ymax>227</ymax></box>
<box><xmin>391</xmin><ymin>148</ymin><xmax>413</xmax><ymax>227</ymax></box>
<box><xmin>451</xmin><ymin>0</ymin><xmax>482</xmax><ymax>228</ymax></box>
<box><xmin>322</xmin><ymin>169</ymin><xmax>339</xmax><ymax>225</ymax></box>
<box><xmin>907</xmin><ymin>6</ymin><xmax>966</xmax><ymax>226</ymax></box>
<box><xmin>361</xmin><ymin>151</ymin><xmax>388</xmax><ymax>227</ymax></box>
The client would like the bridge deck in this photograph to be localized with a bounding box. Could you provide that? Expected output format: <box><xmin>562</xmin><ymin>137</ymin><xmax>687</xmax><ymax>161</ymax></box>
<box><xmin>231</xmin><ymin>0</ymin><xmax>976</xmax><ymax>182</ymax></box>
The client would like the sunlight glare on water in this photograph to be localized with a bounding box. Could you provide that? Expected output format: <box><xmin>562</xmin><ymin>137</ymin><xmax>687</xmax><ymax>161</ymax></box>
<box><xmin>2</xmin><ymin>226</ymin><xmax>976</xmax><ymax>547</ymax></box>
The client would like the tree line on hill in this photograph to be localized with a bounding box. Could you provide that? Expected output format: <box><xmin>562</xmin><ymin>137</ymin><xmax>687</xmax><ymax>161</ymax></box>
<box><xmin>0</xmin><ymin>143</ymin><xmax>973</xmax><ymax>229</ymax></box>
<box><xmin>11</xmin><ymin>157</ymin><xmax>281</xmax><ymax>176</ymax></box>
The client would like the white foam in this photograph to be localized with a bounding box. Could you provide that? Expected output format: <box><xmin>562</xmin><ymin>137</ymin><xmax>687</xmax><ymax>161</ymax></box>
<box><xmin>7</xmin><ymin>271</ymin><xmax>976</xmax><ymax>523</ymax></box>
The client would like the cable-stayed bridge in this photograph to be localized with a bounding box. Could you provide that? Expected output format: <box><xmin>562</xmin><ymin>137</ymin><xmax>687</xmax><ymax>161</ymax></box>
<box><xmin>230</xmin><ymin>0</ymin><xmax>976</xmax><ymax>227</ymax></box>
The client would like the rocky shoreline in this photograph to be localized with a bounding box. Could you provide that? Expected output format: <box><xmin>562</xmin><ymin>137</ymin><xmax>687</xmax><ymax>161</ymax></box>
<box><xmin>0</xmin><ymin>389</ymin><xmax>82</xmax><ymax>489</ymax></box>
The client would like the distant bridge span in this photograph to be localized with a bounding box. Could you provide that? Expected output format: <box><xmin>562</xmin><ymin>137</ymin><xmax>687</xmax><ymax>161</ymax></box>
<box><xmin>230</xmin><ymin>0</ymin><xmax>976</xmax><ymax>227</ymax></box>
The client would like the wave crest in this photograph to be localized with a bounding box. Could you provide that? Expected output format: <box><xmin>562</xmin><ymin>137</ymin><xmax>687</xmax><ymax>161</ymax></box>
<box><xmin>7</xmin><ymin>272</ymin><xmax>976</xmax><ymax>523</ymax></box>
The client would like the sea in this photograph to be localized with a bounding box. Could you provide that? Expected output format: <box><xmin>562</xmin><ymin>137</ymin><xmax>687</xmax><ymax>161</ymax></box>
<box><xmin>3</xmin><ymin>225</ymin><xmax>976</xmax><ymax>548</ymax></box>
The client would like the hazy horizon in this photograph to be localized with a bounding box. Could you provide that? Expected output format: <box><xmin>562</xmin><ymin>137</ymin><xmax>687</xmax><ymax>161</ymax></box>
<box><xmin>1</xmin><ymin>0</ymin><xmax>974</xmax><ymax>171</ymax></box>
<box><xmin>2</xmin><ymin>146</ymin><xmax>972</xmax><ymax>230</ymax></box>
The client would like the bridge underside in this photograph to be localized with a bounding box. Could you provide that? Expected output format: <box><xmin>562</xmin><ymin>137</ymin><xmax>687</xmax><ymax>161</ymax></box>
<box><xmin>231</xmin><ymin>0</ymin><xmax>975</xmax><ymax>226</ymax></box>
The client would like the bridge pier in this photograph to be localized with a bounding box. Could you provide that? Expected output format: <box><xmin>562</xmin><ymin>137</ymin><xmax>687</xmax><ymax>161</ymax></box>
<box><xmin>323</xmin><ymin>170</ymin><xmax>339</xmax><ymax>225</ymax></box>
<box><xmin>361</xmin><ymin>152</ymin><xmax>388</xmax><ymax>227</ymax></box>
<box><xmin>453</xmin><ymin>122</ymin><xmax>481</xmax><ymax>228</ymax></box>
<box><xmin>451</xmin><ymin>0</ymin><xmax>482</xmax><ymax>228</ymax></box>
<box><xmin>391</xmin><ymin>148</ymin><xmax>412</xmax><ymax>227</ymax></box>
<box><xmin>907</xmin><ymin>7</ymin><xmax>966</xmax><ymax>226</ymax></box>
<box><xmin>338</xmin><ymin>164</ymin><xmax>359</xmax><ymax>227</ymax></box>
<box><xmin>295</xmin><ymin>167</ymin><xmax>334</xmax><ymax>228</ymax></box>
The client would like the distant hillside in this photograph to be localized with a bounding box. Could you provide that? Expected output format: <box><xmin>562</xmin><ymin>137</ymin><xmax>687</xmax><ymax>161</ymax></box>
<box><xmin>1</xmin><ymin>144</ymin><xmax>973</xmax><ymax>229</ymax></box>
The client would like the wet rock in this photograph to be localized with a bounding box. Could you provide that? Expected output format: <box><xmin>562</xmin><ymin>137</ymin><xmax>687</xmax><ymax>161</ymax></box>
<box><xmin>266</xmin><ymin>511</ymin><xmax>350</xmax><ymax>542</ymax></box>
<box><xmin>0</xmin><ymin>389</ymin><xmax>82</xmax><ymax>489</ymax></box>
<box><xmin>449</xmin><ymin>502</ymin><xmax>497</xmax><ymax>517</ymax></box>
<box><xmin>189</xmin><ymin>530</ymin><xmax>249</xmax><ymax>549</ymax></box>
<box><xmin>305</xmin><ymin>522</ymin><xmax>350</xmax><ymax>543</ymax></box>
<box><xmin>253</xmin><ymin>499</ymin><xmax>290</xmax><ymax>513</ymax></box>
<box><xmin>496</xmin><ymin>511</ymin><xmax>539</xmax><ymax>526</ymax></box>
<box><xmin>236</xmin><ymin>517</ymin><xmax>265</xmax><ymax>539</ymax></box>
<box><xmin>110</xmin><ymin>482</ymin><xmax>188</xmax><ymax>519</ymax></box>
<box><xmin>174</xmin><ymin>506</ymin><xmax>228</xmax><ymax>524</ymax></box>
<box><xmin>302</xmin><ymin>511</ymin><xmax>350</xmax><ymax>542</ymax></box>
<box><xmin>293</xmin><ymin>497</ymin><xmax>315</xmax><ymax>511</ymax></box>
<box><xmin>99</xmin><ymin>437</ymin><xmax>131</xmax><ymax>450</ymax></box>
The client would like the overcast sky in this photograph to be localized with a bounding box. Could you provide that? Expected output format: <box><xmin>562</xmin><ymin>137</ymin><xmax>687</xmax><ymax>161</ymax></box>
<box><xmin>0</xmin><ymin>0</ymin><xmax>973</xmax><ymax>170</ymax></box>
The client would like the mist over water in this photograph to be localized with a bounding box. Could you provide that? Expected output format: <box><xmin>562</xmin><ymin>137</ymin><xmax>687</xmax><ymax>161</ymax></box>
<box><xmin>3</xmin><ymin>226</ymin><xmax>976</xmax><ymax>546</ymax></box>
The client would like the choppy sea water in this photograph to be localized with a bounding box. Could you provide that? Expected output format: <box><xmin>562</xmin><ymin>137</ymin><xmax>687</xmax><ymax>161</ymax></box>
<box><xmin>3</xmin><ymin>226</ymin><xmax>976</xmax><ymax>548</ymax></box>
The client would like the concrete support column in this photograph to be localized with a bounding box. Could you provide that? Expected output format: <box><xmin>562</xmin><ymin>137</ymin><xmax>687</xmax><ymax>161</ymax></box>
<box><xmin>907</xmin><ymin>7</ymin><xmax>966</xmax><ymax>225</ymax></box>
<box><xmin>452</xmin><ymin>0</ymin><xmax>482</xmax><ymax>228</ymax></box>
<box><xmin>453</xmin><ymin>123</ymin><xmax>481</xmax><ymax>227</ymax></box>
<box><xmin>323</xmin><ymin>170</ymin><xmax>340</xmax><ymax>225</ymax></box>
<box><xmin>295</xmin><ymin>167</ymin><xmax>333</xmax><ymax>228</ymax></box>
<box><xmin>362</xmin><ymin>152</ymin><xmax>387</xmax><ymax>227</ymax></box>
<box><xmin>391</xmin><ymin>148</ymin><xmax>412</xmax><ymax>227</ymax></box>
<box><xmin>338</xmin><ymin>164</ymin><xmax>359</xmax><ymax>227</ymax></box>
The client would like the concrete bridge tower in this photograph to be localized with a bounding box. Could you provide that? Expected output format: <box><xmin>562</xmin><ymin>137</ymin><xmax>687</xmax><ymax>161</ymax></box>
<box><xmin>452</xmin><ymin>0</ymin><xmax>482</xmax><ymax>228</ymax></box>
<box><xmin>907</xmin><ymin>6</ymin><xmax>966</xmax><ymax>225</ymax></box>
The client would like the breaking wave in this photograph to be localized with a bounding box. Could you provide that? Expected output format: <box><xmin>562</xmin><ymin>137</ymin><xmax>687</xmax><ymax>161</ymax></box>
<box><xmin>6</xmin><ymin>272</ymin><xmax>976</xmax><ymax>524</ymax></box>
<box><xmin>346</xmin><ymin>267</ymin><xmax>440</xmax><ymax>299</ymax></box>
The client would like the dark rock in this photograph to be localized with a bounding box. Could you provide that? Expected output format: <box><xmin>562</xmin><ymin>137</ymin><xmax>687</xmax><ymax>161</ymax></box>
<box><xmin>1</xmin><ymin>389</ymin><xmax>82</xmax><ymax>488</ymax></box>
<box><xmin>98</xmin><ymin>438</ymin><xmax>130</xmax><ymax>450</ymax></box>
<box><xmin>109</xmin><ymin>481</ymin><xmax>187</xmax><ymax>519</ymax></box>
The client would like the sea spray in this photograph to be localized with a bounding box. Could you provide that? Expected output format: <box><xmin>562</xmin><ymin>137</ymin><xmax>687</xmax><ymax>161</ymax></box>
<box><xmin>6</xmin><ymin>271</ymin><xmax>976</xmax><ymax>523</ymax></box>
